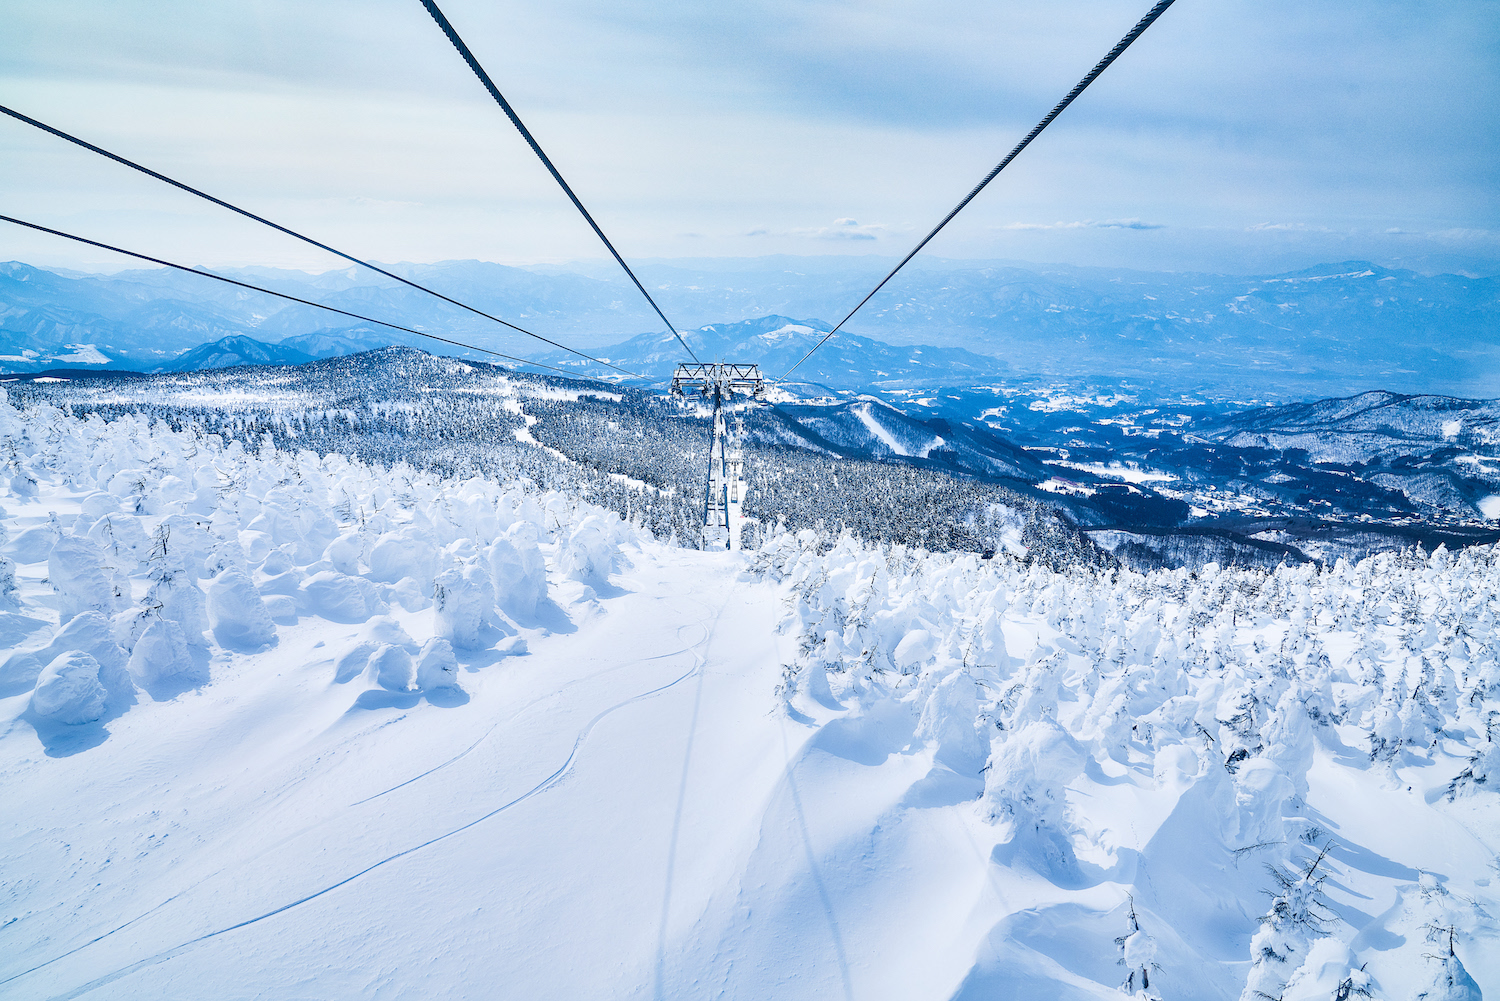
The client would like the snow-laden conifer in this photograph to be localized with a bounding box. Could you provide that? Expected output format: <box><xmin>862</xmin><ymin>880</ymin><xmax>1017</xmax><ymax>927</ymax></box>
<box><xmin>1114</xmin><ymin>896</ymin><xmax>1161</xmax><ymax>1000</ymax></box>
<box><xmin>1239</xmin><ymin>843</ymin><xmax>1338</xmax><ymax>1001</ymax></box>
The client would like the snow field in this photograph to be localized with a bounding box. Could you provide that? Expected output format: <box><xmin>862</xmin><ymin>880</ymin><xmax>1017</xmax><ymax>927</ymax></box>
<box><xmin>756</xmin><ymin>530</ymin><xmax>1499</xmax><ymax>999</ymax></box>
<box><xmin>2</xmin><ymin>389</ymin><xmax>1497</xmax><ymax>1000</ymax></box>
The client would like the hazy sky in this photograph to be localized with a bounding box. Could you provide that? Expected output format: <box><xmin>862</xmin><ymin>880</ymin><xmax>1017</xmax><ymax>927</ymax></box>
<box><xmin>4</xmin><ymin>0</ymin><xmax>1497</xmax><ymax>276</ymax></box>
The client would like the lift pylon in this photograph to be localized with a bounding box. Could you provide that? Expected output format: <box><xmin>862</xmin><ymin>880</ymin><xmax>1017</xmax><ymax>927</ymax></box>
<box><xmin>671</xmin><ymin>363</ymin><xmax>765</xmax><ymax>551</ymax></box>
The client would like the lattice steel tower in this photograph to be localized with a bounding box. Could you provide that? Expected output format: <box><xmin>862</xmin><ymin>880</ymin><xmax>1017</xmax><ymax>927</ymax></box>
<box><xmin>671</xmin><ymin>363</ymin><xmax>765</xmax><ymax>551</ymax></box>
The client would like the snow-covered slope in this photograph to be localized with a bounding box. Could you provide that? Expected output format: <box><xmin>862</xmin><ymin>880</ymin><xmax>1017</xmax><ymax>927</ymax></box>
<box><xmin>1210</xmin><ymin>391</ymin><xmax>1500</xmax><ymax>519</ymax></box>
<box><xmin>759</xmin><ymin>533</ymin><xmax>1499</xmax><ymax>1000</ymax></box>
<box><xmin>768</xmin><ymin>396</ymin><xmax>1051</xmax><ymax>482</ymax></box>
<box><xmin>2</xmin><ymin>392</ymin><xmax>1496</xmax><ymax>999</ymax></box>
<box><xmin>4</xmin><ymin>352</ymin><xmax>1090</xmax><ymax>563</ymax></box>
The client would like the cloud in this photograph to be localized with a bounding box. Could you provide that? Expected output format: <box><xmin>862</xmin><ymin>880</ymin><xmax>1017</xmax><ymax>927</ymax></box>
<box><xmin>1001</xmin><ymin>219</ymin><xmax>1165</xmax><ymax>231</ymax></box>
<box><xmin>808</xmin><ymin>218</ymin><xmax>882</xmax><ymax>240</ymax></box>
<box><xmin>5</xmin><ymin>1</ymin><xmax>1496</xmax><ymax>273</ymax></box>
<box><xmin>1094</xmin><ymin>219</ymin><xmax>1166</xmax><ymax>231</ymax></box>
<box><xmin>748</xmin><ymin>219</ymin><xmax>887</xmax><ymax>241</ymax></box>
<box><xmin>1247</xmin><ymin>222</ymin><xmax>1334</xmax><ymax>233</ymax></box>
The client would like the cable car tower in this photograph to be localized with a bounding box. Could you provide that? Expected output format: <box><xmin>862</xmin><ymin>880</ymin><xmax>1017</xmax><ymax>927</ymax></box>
<box><xmin>671</xmin><ymin>363</ymin><xmax>765</xmax><ymax>551</ymax></box>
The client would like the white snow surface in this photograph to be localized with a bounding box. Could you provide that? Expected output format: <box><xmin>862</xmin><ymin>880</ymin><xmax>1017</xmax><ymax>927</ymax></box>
<box><xmin>1</xmin><ymin>393</ymin><xmax>1497</xmax><ymax>1000</ymax></box>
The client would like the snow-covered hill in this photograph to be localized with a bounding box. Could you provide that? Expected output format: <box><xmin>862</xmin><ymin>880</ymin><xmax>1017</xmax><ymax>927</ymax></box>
<box><xmin>2</xmin><ymin>351</ymin><xmax>1092</xmax><ymax>561</ymax></box>
<box><xmin>162</xmin><ymin>335</ymin><xmax>315</xmax><ymax>372</ymax></box>
<box><xmin>887</xmin><ymin>381</ymin><xmax>1500</xmax><ymax>564</ymax></box>
<box><xmin>2</xmin><ymin>386</ymin><xmax>1496</xmax><ymax>999</ymax></box>
<box><xmin>767</xmin><ymin>396</ymin><xmax>1051</xmax><ymax>482</ymax></box>
<box><xmin>1210</xmin><ymin>391</ymin><xmax>1500</xmax><ymax>518</ymax></box>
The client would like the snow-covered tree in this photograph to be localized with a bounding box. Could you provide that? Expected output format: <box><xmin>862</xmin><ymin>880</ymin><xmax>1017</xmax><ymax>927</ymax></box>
<box><xmin>1240</xmin><ymin>844</ymin><xmax>1339</xmax><ymax>1001</ymax></box>
<box><xmin>1415</xmin><ymin>925</ymin><xmax>1482</xmax><ymax>1001</ymax></box>
<box><xmin>1114</xmin><ymin>896</ymin><xmax>1161</xmax><ymax>999</ymax></box>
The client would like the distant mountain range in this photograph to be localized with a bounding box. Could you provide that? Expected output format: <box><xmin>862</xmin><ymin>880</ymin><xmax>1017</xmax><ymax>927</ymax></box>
<box><xmin>553</xmin><ymin>315</ymin><xmax>1009</xmax><ymax>388</ymax></box>
<box><xmin>2</xmin><ymin>257</ymin><xmax>1496</xmax><ymax>397</ymax></box>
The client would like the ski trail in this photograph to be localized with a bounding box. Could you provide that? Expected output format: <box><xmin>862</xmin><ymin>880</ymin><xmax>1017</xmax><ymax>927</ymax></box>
<box><xmin>653</xmin><ymin>594</ymin><xmax>732</xmax><ymax>999</ymax></box>
<box><xmin>0</xmin><ymin>892</ymin><xmax>187</xmax><ymax>991</ymax></box>
<box><xmin>852</xmin><ymin>402</ymin><xmax>910</xmax><ymax>456</ymax></box>
<box><xmin>32</xmin><ymin>581</ymin><xmax>739</xmax><ymax>1001</ymax></box>
<box><xmin>11</xmin><ymin>609</ymin><xmax>715</xmax><ymax>993</ymax></box>
<box><xmin>781</xmin><ymin>722</ymin><xmax>857</xmax><ymax>1001</ymax></box>
<box><xmin>41</xmin><ymin>664</ymin><xmax>702</xmax><ymax>1001</ymax></box>
<box><xmin>351</xmin><ymin>620</ymin><xmax>708</xmax><ymax>808</ymax></box>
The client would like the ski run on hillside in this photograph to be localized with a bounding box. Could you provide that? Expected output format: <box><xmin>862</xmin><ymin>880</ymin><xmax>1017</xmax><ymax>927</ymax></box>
<box><xmin>1</xmin><ymin>390</ymin><xmax>1496</xmax><ymax>1000</ymax></box>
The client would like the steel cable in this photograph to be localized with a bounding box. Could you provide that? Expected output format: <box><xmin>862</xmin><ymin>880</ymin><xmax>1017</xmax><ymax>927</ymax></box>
<box><xmin>0</xmin><ymin>213</ymin><xmax>648</xmax><ymax>381</ymax></box>
<box><xmin>0</xmin><ymin>103</ymin><xmax>640</xmax><ymax>378</ymax></box>
<box><xmin>781</xmin><ymin>0</ymin><xmax>1178</xmax><ymax>381</ymax></box>
<box><xmin>416</xmin><ymin>0</ymin><xmax>701</xmax><ymax>363</ymax></box>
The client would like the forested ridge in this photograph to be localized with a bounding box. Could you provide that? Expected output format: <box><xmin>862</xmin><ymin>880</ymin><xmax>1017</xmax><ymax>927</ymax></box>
<box><xmin>8</xmin><ymin>348</ymin><xmax>1106</xmax><ymax>566</ymax></box>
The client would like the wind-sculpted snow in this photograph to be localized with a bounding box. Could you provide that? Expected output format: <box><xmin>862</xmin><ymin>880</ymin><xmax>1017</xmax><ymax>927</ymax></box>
<box><xmin>30</xmin><ymin>650</ymin><xmax>109</xmax><ymax>725</ymax></box>
<box><xmin>756</xmin><ymin>531</ymin><xmax>1499</xmax><ymax>999</ymax></box>
<box><xmin>0</xmin><ymin>385</ymin><xmax>629</xmax><ymax>746</ymax></box>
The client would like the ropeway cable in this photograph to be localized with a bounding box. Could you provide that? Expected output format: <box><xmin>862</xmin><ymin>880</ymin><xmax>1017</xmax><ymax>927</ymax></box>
<box><xmin>0</xmin><ymin>212</ymin><xmax>649</xmax><ymax>381</ymax></box>
<box><xmin>416</xmin><ymin>0</ymin><xmax>702</xmax><ymax>364</ymax></box>
<box><xmin>0</xmin><ymin>103</ymin><xmax>640</xmax><ymax>379</ymax></box>
<box><xmin>0</xmin><ymin>212</ymin><xmax>593</xmax><ymax>378</ymax></box>
<box><xmin>781</xmin><ymin>0</ymin><xmax>1178</xmax><ymax>381</ymax></box>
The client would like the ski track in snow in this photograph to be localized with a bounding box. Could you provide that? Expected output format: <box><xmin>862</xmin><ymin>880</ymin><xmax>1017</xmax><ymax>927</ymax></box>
<box><xmin>11</xmin><ymin>572</ymin><xmax>738</xmax><ymax>999</ymax></box>
<box><xmin>350</xmin><ymin>621</ymin><xmax>709</xmax><ymax>809</ymax></box>
<box><xmin>652</xmin><ymin>588</ymin><xmax>739</xmax><ymax>1001</ymax></box>
<box><xmin>778</xmin><ymin>721</ymin><xmax>857</xmax><ymax>1001</ymax></box>
<box><xmin>29</xmin><ymin>653</ymin><xmax>717</xmax><ymax>1000</ymax></box>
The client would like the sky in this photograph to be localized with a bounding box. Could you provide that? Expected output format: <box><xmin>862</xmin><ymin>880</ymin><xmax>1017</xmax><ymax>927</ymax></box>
<box><xmin>3</xmin><ymin>0</ymin><xmax>1498</xmax><ymax>277</ymax></box>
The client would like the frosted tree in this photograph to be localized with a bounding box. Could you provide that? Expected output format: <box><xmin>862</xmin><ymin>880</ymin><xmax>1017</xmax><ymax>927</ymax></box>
<box><xmin>1414</xmin><ymin>924</ymin><xmax>1482</xmax><ymax>1001</ymax></box>
<box><xmin>1219</xmin><ymin>678</ymin><xmax>1270</xmax><ymax>773</ymax></box>
<box><xmin>1240</xmin><ymin>843</ymin><xmax>1338</xmax><ymax>1001</ymax></box>
<box><xmin>1446</xmin><ymin>711</ymin><xmax>1498</xmax><ymax>799</ymax></box>
<box><xmin>0</xmin><ymin>553</ymin><xmax>17</xmax><ymax>612</ymax></box>
<box><xmin>1114</xmin><ymin>896</ymin><xmax>1161</xmax><ymax>999</ymax></box>
<box><xmin>1330</xmin><ymin>965</ymin><xmax>1373</xmax><ymax>1000</ymax></box>
<box><xmin>981</xmin><ymin>719</ymin><xmax>1087</xmax><ymax>879</ymax></box>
